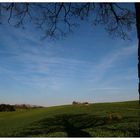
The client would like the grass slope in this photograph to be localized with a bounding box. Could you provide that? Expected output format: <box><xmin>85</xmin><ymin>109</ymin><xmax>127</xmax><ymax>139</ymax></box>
<box><xmin>0</xmin><ymin>100</ymin><xmax>139</xmax><ymax>137</ymax></box>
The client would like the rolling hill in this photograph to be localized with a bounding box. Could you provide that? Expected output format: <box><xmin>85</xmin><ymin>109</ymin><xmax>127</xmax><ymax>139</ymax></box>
<box><xmin>0</xmin><ymin>100</ymin><xmax>139</xmax><ymax>137</ymax></box>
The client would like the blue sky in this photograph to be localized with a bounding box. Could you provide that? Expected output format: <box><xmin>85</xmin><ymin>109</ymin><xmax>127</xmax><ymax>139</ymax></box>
<box><xmin>0</xmin><ymin>10</ymin><xmax>138</xmax><ymax>106</ymax></box>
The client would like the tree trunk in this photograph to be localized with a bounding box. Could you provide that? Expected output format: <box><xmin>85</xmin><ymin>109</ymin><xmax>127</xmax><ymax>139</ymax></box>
<box><xmin>135</xmin><ymin>3</ymin><xmax>140</xmax><ymax>136</ymax></box>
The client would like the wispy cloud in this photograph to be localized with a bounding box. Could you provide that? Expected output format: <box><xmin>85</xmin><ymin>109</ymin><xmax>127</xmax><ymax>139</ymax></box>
<box><xmin>84</xmin><ymin>44</ymin><xmax>137</xmax><ymax>89</ymax></box>
<box><xmin>0</xmin><ymin>44</ymin><xmax>137</xmax><ymax>91</ymax></box>
<box><xmin>0</xmin><ymin>24</ymin><xmax>137</xmax><ymax>94</ymax></box>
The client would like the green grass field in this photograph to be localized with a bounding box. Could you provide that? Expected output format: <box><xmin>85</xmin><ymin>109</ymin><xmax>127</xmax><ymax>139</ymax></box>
<box><xmin>0</xmin><ymin>100</ymin><xmax>139</xmax><ymax>137</ymax></box>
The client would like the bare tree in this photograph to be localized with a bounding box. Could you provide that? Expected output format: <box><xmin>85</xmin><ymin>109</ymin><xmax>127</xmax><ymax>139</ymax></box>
<box><xmin>0</xmin><ymin>3</ymin><xmax>135</xmax><ymax>39</ymax></box>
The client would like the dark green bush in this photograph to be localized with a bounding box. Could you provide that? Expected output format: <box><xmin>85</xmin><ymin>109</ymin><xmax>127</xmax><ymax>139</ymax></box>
<box><xmin>0</xmin><ymin>104</ymin><xmax>15</xmax><ymax>112</ymax></box>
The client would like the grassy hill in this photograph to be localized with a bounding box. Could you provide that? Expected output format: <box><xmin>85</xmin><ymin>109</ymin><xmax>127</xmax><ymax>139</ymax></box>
<box><xmin>0</xmin><ymin>100</ymin><xmax>139</xmax><ymax>137</ymax></box>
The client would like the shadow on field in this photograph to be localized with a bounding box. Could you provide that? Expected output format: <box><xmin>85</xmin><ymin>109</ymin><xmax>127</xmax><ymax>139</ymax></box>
<box><xmin>18</xmin><ymin>114</ymin><xmax>106</xmax><ymax>137</ymax></box>
<box><xmin>17</xmin><ymin>114</ymin><xmax>139</xmax><ymax>137</ymax></box>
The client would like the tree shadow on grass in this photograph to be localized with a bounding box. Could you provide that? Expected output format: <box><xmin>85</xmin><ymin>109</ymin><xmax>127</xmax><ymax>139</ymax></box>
<box><xmin>18</xmin><ymin>114</ymin><xmax>106</xmax><ymax>137</ymax></box>
<box><xmin>16</xmin><ymin>114</ymin><xmax>138</xmax><ymax>137</ymax></box>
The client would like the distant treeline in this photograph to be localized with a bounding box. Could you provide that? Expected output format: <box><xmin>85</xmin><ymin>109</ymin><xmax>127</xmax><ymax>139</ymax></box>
<box><xmin>0</xmin><ymin>104</ymin><xmax>15</xmax><ymax>112</ymax></box>
<box><xmin>14</xmin><ymin>104</ymin><xmax>43</xmax><ymax>110</ymax></box>
<box><xmin>0</xmin><ymin>104</ymin><xmax>44</xmax><ymax>112</ymax></box>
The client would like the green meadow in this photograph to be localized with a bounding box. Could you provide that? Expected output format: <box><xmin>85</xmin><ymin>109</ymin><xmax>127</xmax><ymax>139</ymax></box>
<box><xmin>0</xmin><ymin>100</ymin><xmax>139</xmax><ymax>137</ymax></box>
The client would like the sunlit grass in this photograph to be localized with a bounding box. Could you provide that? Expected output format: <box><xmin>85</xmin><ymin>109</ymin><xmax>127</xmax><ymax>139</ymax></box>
<box><xmin>0</xmin><ymin>100</ymin><xmax>139</xmax><ymax>137</ymax></box>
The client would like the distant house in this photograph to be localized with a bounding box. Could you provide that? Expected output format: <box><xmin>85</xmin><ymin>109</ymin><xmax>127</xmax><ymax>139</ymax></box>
<box><xmin>72</xmin><ymin>101</ymin><xmax>79</xmax><ymax>105</ymax></box>
<box><xmin>72</xmin><ymin>101</ymin><xmax>89</xmax><ymax>105</ymax></box>
<box><xmin>83</xmin><ymin>102</ymin><xmax>89</xmax><ymax>106</ymax></box>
